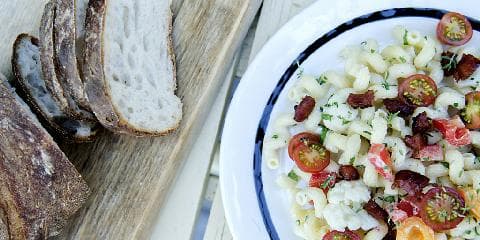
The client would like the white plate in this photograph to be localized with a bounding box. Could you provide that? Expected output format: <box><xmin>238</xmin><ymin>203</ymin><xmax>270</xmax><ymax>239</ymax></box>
<box><xmin>220</xmin><ymin>1</ymin><xmax>480</xmax><ymax>239</ymax></box>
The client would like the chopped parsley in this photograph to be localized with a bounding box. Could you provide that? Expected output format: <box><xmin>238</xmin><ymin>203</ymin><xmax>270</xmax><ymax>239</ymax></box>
<box><xmin>370</xmin><ymin>49</ymin><xmax>375</xmax><ymax>53</ymax></box>
<box><xmin>339</xmin><ymin>116</ymin><xmax>351</xmax><ymax>125</ymax></box>
<box><xmin>324</xmin><ymin>102</ymin><xmax>338</xmax><ymax>108</ymax></box>
<box><xmin>320</xmin><ymin>175</ymin><xmax>335</xmax><ymax>189</ymax></box>
<box><xmin>322</xmin><ymin>113</ymin><xmax>333</xmax><ymax>121</ymax></box>
<box><xmin>316</xmin><ymin>75</ymin><xmax>327</xmax><ymax>85</ymax></box>
<box><xmin>272</xmin><ymin>134</ymin><xmax>279</xmax><ymax>139</ymax></box>
<box><xmin>287</xmin><ymin>170</ymin><xmax>299</xmax><ymax>182</ymax></box>
<box><xmin>349</xmin><ymin>157</ymin><xmax>356</xmax><ymax>165</ymax></box>
<box><xmin>379</xmin><ymin>195</ymin><xmax>396</xmax><ymax>203</ymax></box>
<box><xmin>403</xmin><ymin>29</ymin><xmax>409</xmax><ymax>45</ymax></box>
<box><xmin>453</xmin><ymin>102</ymin><xmax>459</xmax><ymax>108</ymax></box>
<box><xmin>361</xmin><ymin>41</ymin><xmax>367</xmax><ymax>46</ymax></box>
<box><xmin>296</xmin><ymin>219</ymin><xmax>301</xmax><ymax>225</ymax></box>
<box><xmin>399</xmin><ymin>56</ymin><xmax>406</xmax><ymax>63</ymax></box>
<box><xmin>363</xmin><ymin>130</ymin><xmax>372</xmax><ymax>135</ymax></box>
<box><xmin>386</xmin><ymin>111</ymin><xmax>400</xmax><ymax>126</ymax></box>
<box><xmin>441</xmin><ymin>53</ymin><xmax>458</xmax><ymax>72</ymax></box>
<box><xmin>382</xmin><ymin>80</ymin><xmax>392</xmax><ymax>90</ymax></box>
<box><xmin>320</xmin><ymin>127</ymin><xmax>328</xmax><ymax>143</ymax></box>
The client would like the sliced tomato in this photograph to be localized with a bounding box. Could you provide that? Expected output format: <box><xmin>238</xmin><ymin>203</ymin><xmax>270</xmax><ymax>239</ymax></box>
<box><xmin>463</xmin><ymin>91</ymin><xmax>480</xmax><ymax>129</ymax></box>
<box><xmin>309</xmin><ymin>172</ymin><xmax>337</xmax><ymax>193</ymax></box>
<box><xmin>323</xmin><ymin>230</ymin><xmax>360</xmax><ymax>240</ymax></box>
<box><xmin>437</xmin><ymin>12</ymin><xmax>473</xmax><ymax>46</ymax></box>
<box><xmin>288</xmin><ymin>132</ymin><xmax>321</xmax><ymax>159</ymax></box>
<box><xmin>368</xmin><ymin>144</ymin><xmax>394</xmax><ymax>181</ymax></box>
<box><xmin>397</xmin><ymin>196</ymin><xmax>421</xmax><ymax>217</ymax></box>
<box><xmin>432</xmin><ymin>116</ymin><xmax>471</xmax><ymax>146</ymax></box>
<box><xmin>398</xmin><ymin>74</ymin><xmax>438</xmax><ymax>107</ymax></box>
<box><xmin>396</xmin><ymin>217</ymin><xmax>434</xmax><ymax>240</ymax></box>
<box><xmin>459</xmin><ymin>187</ymin><xmax>480</xmax><ymax>220</ymax></box>
<box><xmin>291</xmin><ymin>141</ymin><xmax>330</xmax><ymax>173</ymax></box>
<box><xmin>419</xmin><ymin>186</ymin><xmax>466</xmax><ymax>231</ymax></box>
<box><xmin>413</xmin><ymin>144</ymin><xmax>443</xmax><ymax>161</ymax></box>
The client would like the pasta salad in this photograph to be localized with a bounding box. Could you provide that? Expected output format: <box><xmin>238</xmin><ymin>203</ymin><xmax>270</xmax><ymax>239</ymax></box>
<box><xmin>264</xmin><ymin>12</ymin><xmax>480</xmax><ymax>240</ymax></box>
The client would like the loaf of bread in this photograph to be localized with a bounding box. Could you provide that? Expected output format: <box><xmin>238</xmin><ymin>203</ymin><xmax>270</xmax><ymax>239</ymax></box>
<box><xmin>0</xmin><ymin>74</ymin><xmax>89</xmax><ymax>239</ymax></box>
<box><xmin>83</xmin><ymin>0</ymin><xmax>182</xmax><ymax>136</ymax></box>
<box><xmin>12</xmin><ymin>34</ymin><xmax>99</xmax><ymax>142</ymax></box>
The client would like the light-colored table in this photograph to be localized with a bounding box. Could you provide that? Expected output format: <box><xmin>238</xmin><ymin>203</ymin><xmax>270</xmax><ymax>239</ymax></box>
<box><xmin>151</xmin><ymin>0</ymin><xmax>315</xmax><ymax>239</ymax></box>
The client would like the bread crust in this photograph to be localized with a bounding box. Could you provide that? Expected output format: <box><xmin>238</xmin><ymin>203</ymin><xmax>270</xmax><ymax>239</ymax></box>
<box><xmin>83</xmin><ymin>0</ymin><xmax>180</xmax><ymax>136</ymax></box>
<box><xmin>53</xmin><ymin>0</ymin><xmax>93</xmax><ymax>115</ymax></box>
<box><xmin>12</xmin><ymin>34</ymin><xmax>99</xmax><ymax>143</ymax></box>
<box><xmin>39</xmin><ymin>1</ymin><xmax>70</xmax><ymax>113</ymax></box>
<box><xmin>0</xmin><ymin>74</ymin><xmax>90</xmax><ymax>239</ymax></box>
<box><xmin>40</xmin><ymin>1</ymin><xmax>97</xmax><ymax>123</ymax></box>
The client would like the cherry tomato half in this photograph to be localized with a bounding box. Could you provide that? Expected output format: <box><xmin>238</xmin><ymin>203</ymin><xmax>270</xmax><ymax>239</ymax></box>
<box><xmin>368</xmin><ymin>144</ymin><xmax>394</xmax><ymax>181</ymax></box>
<box><xmin>288</xmin><ymin>132</ymin><xmax>321</xmax><ymax>159</ymax></box>
<box><xmin>292</xmin><ymin>142</ymin><xmax>330</xmax><ymax>173</ymax></box>
<box><xmin>398</xmin><ymin>74</ymin><xmax>438</xmax><ymax>107</ymax></box>
<box><xmin>437</xmin><ymin>12</ymin><xmax>473</xmax><ymax>46</ymax></box>
<box><xmin>459</xmin><ymin>187</ymin><xmax>480</xmax><ymax>221</ymax></box>
<box><xmin>432</xmin><ymin>116</ymin><xmax>471</xmax><ymax>146</ymax></box>
<box><xmin>419</xmin><ymin>186</ymin><xmax>466</xmax><ymax>231</ymax></box>
<box><xmin>413</xmin><ymin>144</ymin><xmax>443</xmax><ymax>161</ymax></box>
<box><xmin>323</xmin><ymin>230</ymin><xmax>361</xmax><ymax>240</ymax></box>
<box><xmin>396</xmin><ymin>217</ymin><xmax>434</xmax><ymax>240</ymax></box>
<box><xmin>309</xmin><ymin>172</ymin><xmax>337</xmax><ymax>194</ymax></box>
<box><xmin>463</xmin><ymin>91</ymin><xmax>480</xmax><ymax>129</ymax></box>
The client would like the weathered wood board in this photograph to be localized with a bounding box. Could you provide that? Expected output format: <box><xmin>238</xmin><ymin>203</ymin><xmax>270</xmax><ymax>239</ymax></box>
<box><xmin>0</xmin><ymin>0</ymin><xmax>261</xmax><ymax>239</ymax></box>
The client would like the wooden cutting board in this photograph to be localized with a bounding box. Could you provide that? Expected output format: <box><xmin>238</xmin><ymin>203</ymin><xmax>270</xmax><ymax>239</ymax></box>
<box><xmin>0</xmin><ymin>0</ymin><xmax>262</xmax><ymax>239</ymax></box>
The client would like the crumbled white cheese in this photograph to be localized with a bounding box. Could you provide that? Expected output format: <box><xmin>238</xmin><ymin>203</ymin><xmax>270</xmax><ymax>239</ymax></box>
<box><xmin>323</xmin><ymin>203</ymin><xmax>379</xmax><ymax>231</ymax></box>
<box><xmin>327</xmin><ymin>180</ymin><xmax>371</xmax><ymax>205</ymax></box>
<box><xmin>449</xmin><ymin>218</ymin><xmax>480</xmax><ymax>239</ymax></box>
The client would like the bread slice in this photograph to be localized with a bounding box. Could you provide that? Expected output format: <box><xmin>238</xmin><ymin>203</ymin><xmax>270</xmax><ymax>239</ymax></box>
<box><xmin>75</xmin><ymin>0</ymin><xmax>90</xmax><ymax>75</ymax></box>
<box><xmin>40</xmin><ymin>1</ymin><xmax>96</xmax><ymax>122</ymax></box>
<box><xmin>53</xmin><ymin>0</ymin><xmax>93</xmax><ymax>114</ymax></box>
<box><xmin>0</xmin><ymin>73</ymin><xmax>90</xmax><ymax>239</ymax></box>
<box><xmin>12</xmin><ymin>34</ymin><xmax>99</xmax><ymax>142</ymax></box>
<box><xmin>84</xmin><ymin>0</ymin><xmax>182</xmax><ymax>136</ymax></box>
<box><xmin>39</xmin><ymin>1</ymin><xmax>70</xmax><ymax>113</ymax></box>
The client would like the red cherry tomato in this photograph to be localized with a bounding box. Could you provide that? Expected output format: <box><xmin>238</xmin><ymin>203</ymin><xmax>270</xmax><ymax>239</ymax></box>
<box><xmin>309</xmin><ymin>172</ymin><xmax>337</xmax><ymax>194</ymax></box>
<box><xmin>432</xmin><ymin>116</ymin><xmax>471</xmax><ymax>146</ymax></box>
<box><xmin>288</xmin><ymin>132</ymin><xmax>321</xmax><ymax>159</ymax></box>
<box><xmin>464</xmin><ymin>91</ymin><xmax>480</xmax><ymax>129</ymax></box>
<box><xmin>419</xmin><ymin>186</ymin><xmax>466</xmax><ymax>231</ymax></box>
<box><xmin>323</xmin><ymin>230</ymin><xmax>361</xmax><ymax>240</ymax></box>
<box><xmin>413</xmin><ymin>144</ymin><xmax>443</xmax><ymax>161</ymax></box>
<box><xmin>291</xmin><ymin>142</ymin><xmax>330</xmax><ymax>173</ymax></box>
<box><xmin>437</xmin><ymin>12</ymin><xmax>473</xmax><ymax>46</ymax></box>
<box><xmin>368</xmin><ymin>144</ymin><xmax>394</xmax><ymax>181</ymax></box>
<box><xmin>398</xmin><ymin>74</ymin><xmax>438</xmax><ymax>107</ymax></box>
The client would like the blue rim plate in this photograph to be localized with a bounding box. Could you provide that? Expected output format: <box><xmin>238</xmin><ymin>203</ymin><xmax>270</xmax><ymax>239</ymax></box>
<box><xmin>220</xmin><ymin>1</ymin><xmax>480</xmax><ymax>239</ymax></box>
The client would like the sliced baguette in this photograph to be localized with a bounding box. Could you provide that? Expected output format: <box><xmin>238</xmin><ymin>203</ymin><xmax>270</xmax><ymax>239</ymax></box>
<box><xmin>39</xmin><ymin>1</ymin><xmax>70</xmax><ymax>112</ymax></box>
<box><xmin>0</xmin><ymin>74</ymin><xmax>90</xmax><ymax>239</ymax></box>
<box><xmin>53</xmin><ymin>0</ymin><xmax>93</xmax><ymax>114</ymax></box>
<box><xmin>40</xmin><ymin>1</ymin><xmax>96</xmax><ymax>122</ymax></box>
<box><xmin>84</xmin><ymin>0</ymin><xmax>182</xmax><ymax>136</ymax></box>
<box><xmin>12</xmin><ymin>34</ymin><xmax>99</xmax><ymax>142</ymax></box>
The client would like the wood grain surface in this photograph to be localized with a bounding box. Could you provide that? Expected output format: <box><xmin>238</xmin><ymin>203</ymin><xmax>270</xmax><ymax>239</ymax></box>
<box><xmin>0</xmin><ymin>0</ymin><xmax>261</xmax><ymax>239</ymax></box>
<box><xmin>204</xmin><ymin>0</ymin><xmax>315</xmax><ymax>239</ymax></box>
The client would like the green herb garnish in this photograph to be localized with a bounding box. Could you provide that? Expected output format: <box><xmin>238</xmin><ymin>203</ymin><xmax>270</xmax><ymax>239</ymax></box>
<box><xmin>288</xmin><ymin>170</ymin><xmax>299</xmax><ymax>182</ymax></box>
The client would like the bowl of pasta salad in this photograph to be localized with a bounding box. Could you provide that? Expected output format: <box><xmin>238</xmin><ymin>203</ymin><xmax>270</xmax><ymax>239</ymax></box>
<box><xmin>219</xmin><ymin>1</ymin><xmax>480</xmax><ymax>239</ymax></box>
